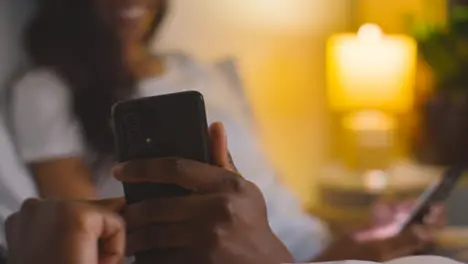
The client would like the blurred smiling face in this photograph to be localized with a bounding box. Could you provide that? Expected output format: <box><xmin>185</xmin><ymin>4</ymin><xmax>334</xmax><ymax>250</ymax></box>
<box><xmin>94</xmin><ymin>0</ymin><xmax>166</xmax><ymax>43</ymax></box>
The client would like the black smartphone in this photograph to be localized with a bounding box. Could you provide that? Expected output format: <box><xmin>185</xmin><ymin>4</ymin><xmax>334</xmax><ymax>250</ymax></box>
<box><xmin>398</xmin><ymin>166</ymin><xmax>465</xmax><ymax>231</ymax></box>
<box><xmin>112</xmin><ymin>91</ymin><xmax>212</xmax><ymax>204</ymax></box>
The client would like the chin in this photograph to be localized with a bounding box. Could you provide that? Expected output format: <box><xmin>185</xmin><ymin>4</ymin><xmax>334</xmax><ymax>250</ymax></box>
<box><xmin>119</xmin><ymin>31</ymin><xmax>146</xmax><ymax>43</ymax></box>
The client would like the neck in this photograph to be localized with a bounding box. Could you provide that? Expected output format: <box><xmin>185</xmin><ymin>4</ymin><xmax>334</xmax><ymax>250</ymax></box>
<box><xmin>122</xmin><ymin>42</ymin><xmax>163</xmax><ymax>78</ymax></box>
<box><xmin>123</xmin><ymin>42</ymin><xmax>149</xmax><ymax>66</ymax></box>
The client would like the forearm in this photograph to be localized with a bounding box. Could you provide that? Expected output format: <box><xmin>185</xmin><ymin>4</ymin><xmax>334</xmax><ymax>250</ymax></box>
<box><xmin>32</xmin><ymin>160</ymin><xmax>99</xmax><ymax>199</ymax></box>
<box><xmin>36</xmin><ymin>175</ymin><xmax>98</xmax><ymax>199</ymax></box>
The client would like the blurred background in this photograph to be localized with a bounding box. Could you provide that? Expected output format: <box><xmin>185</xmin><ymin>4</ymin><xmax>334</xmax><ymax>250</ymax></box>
<box><xmin>154</xmin><ymin>0</ymin><xmax>450</xmax><ymax>225</ymax></box>
<box><xmin>155</xmin><ymin>0</ymin><xmax>352</xmax><ymax>205</ymax></box>
<box><xmin>3</xmin><ymin>0</ymin><xmax>468</xmax><ymax>251</ymax></box>
<box><xmin>155</xmin><ymin>0</ymin><xmax>449</xmax><ymax>209</ymax></box>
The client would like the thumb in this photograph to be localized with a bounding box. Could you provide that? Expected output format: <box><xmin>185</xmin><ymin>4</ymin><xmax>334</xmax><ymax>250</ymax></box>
<box><xmin>85</xmin><ymin>199</ymin><xmax>126</xmax><ymax>264</ymax></box>
<box><xmin>380</xmin><ymin>226</ymin><xmax>428</xmax><ymax>260</ymax></box>
<box><xmin>98</xmin><ymin>213</ymin><xmax>126</xmax><ymax>264</ymax></box>
<box><xmin>66</xmin><ymin>201</ymin><xmax>125</xmax><ymax>264</ymax></box>
<box><xmin>209</xmin><ymin>122</ymin><xmax>237</xmax><ymax>172</ymax></box>
<box><xmin>91</xmin><ymin>204</ymin><xmax>126</xmax><ymax>264</ymax></box>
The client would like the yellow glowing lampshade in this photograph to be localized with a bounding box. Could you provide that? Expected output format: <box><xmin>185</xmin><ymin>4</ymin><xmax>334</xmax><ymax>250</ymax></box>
<box><xmin>327</xmin><ymin>24</ymin><xmax>417</xmax><ymax>112</ymax></box>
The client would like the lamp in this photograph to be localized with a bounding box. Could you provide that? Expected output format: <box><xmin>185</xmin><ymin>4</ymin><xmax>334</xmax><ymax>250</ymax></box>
<box><xmin>326</xmin><ymin>24</ymin><xmax>417</xmax><ymax>170</ymax></box>
<box><xmin>327</xmin><ymin>24</ymin><xmax>416</xmax><ymax>112</ymax></box>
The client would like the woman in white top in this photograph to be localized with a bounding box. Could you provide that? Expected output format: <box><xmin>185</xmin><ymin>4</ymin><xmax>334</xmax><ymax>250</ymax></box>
<box><xmin>10</xmin><ymin>0</ymin><xmax>442</xmax><ymax>262</ymax></box>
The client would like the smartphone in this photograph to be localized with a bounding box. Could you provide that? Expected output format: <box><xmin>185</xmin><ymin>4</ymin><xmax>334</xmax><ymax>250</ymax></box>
<box><xmin>112</xmin><ymin>91</ymin><xmax>212</xmax><ymax>204</ymax></box>
<box><xmin>398</xmin><ymin>166</ymin><xmax>465</xmax><ymax>231</ymax></box>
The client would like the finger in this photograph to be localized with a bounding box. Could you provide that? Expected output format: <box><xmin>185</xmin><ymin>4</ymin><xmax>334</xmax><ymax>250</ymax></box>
<box><xmin>209</xmin><ymin>122</ymin><xmax>237</xmax><ymax>172</ymax></box>
<box><xmin>386</xmin><ymin>227</ymin><xmax>420</xmax><ymax>250</ymax></box>
<box><xmin>98</xmin><ymin>211</ymin><xmax>126</xmax><ymax>264</ymax></box>
<box><xmin>19</xmin><ymin>198</ymin><xmax>42</xmax><ymax>218</ymax></box>
<box><xmin>70</xmin><ymin>203</ymin><xmax>126</xmax><ymax>264</ymax></box>
<box><xmin>4</xmin><ymin>213</ymin><xmax>20</xmax><ymax>250</ymax></box>
<box><xmin>424</xmin><ymin>204</ymin><xmax>446</xmax><ymax>228</ymax></box>
<box><xmin>62</xmin><ymin>203</ymin><xmax>126</xmax><ymax>264</ymax></box>
<box><xmin>413</xmin><ymin>225</ymin><xmax>434</xmax><ymax>243</ymax></box>
<box><xmin>400</xmin><ymin>225</ymin><xmax>431</xmax><ymax>247</ymax></box>
<box><xmin>126</xmin><ymin>223</ymin><xmax>210</xmax><ymax>255</ymax></box>
<box><xmin>124</xmin><ymin>194</ymin><xmax>234</xmax><ymax>231</ymax></box>
<box><xmin>380</xmin><ymin>227</ymin><xmax>427</xmax><ymax>260</ymax></box>
<box><xmin>114</xmin><ymin>158</ymin><xmax>244</xmax><ymax>194</ymax></box>
<box><xmin>124</xmin><ymin>195</ymin><xmax>207</xmax><ymax>230</ymax></box>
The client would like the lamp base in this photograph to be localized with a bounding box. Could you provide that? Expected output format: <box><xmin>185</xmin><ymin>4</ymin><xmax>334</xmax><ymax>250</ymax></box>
<box><xmin>340</xmin><ymin>110</ymin><xmax>397</xmax><ymax>170</ymax></box>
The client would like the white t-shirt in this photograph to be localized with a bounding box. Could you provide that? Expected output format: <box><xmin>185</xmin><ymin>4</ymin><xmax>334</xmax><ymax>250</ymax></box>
<box><xmin>10</xmin><ymin>53</ymin><xmax>330</xmax><ymax>262</ymax></box>
<box><xmin>0</xmin><ymin>116</ymin><xmax>37</xmax><ymax>245</ymax></box>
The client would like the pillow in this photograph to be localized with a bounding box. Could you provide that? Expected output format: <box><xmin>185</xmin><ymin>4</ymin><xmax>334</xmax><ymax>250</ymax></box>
<box><xmin>212</xmin><ymin>57</ymin><xmax>254</xmax><ymax>124</ymax></box>
<box><xmin>213</xmin><ymin>58</ymin><xmax>245</xmax><ymax>99</ymax></box>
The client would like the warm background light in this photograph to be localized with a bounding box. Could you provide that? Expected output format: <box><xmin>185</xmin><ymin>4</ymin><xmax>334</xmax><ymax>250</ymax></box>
<box><xmin>208</xmin><ymin>1</ymin><xmax>339</xmax><ymax>34</ymax></box>
<box><xmin>327</xmin><ymin>24</ymin><xmax>417</xmax><ymax>113</ymax></box>
<box><xmin>155</xmin><ymin>0</ymin><xmax>445</xmax><ymax>206</ymax></box>
<box><xmin>343</xmin><ymin>111</ymin><xmax>396</xmax><ymax>132</ymax></box>
<box><xmin>157</xmin><ymin>0</ymin><xmax>352</xmax><ymax>204</ymax></box>
<box><xmin>352</xmin><ymin>0</ymin><xmax>447</xmax><ymax>33</ymax></box>
<box><xmin>357</xmin><ymin>23</ymin><xmax>383</xmax><ymax>42</ymax></box>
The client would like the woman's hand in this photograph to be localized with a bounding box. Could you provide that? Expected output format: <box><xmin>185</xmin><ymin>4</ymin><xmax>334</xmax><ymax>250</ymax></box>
<box><xmin>6</xmin><ymin>198</ymin><xmax>126</xmax><ymax>264</ymax></box>
<box><xmin>371</xmin><ymin>201</ymin><xmax>446</xmax><ymax>229</ymax></box>
<box><xmin>114</xmin><ymin>123</ymin><xmax>293</xmax><ymax>264</ymax></box>
<box><xmin>355</xmin><ymin>201</ymin><xmax>445</xmax><ymax>260</ymax></box>
<box><xmin>316</xmin><ymin>225</ymin><xmax>430</xmax><ymax>262</ymax></box>
<box><xmin>352</xmin><ymin>224</ymin><xmax>433</xmax><ymax>261</ymax></box>
<box><xmin>316</xmin><ymin>201</ymin><xmax>446</xmax><ymax>262</ymax></box>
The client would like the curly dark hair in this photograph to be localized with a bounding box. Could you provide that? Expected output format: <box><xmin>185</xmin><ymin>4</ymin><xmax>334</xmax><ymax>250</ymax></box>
<box><xmin>24</xmin><ymin>0</ymin><xmax>168</xmax><ymax>163</ymax></box>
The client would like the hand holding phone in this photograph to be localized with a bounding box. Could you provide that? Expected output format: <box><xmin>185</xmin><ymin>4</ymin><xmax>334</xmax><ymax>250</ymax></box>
<box><xmin>397</xmin><ymin>166</ymin><xmax>464</xmax><ymax>231</ymax></box>
<box><xmin>112</xmin><ymin>91</ymin><xmax>212</xmax><ymax>262</ymax></box>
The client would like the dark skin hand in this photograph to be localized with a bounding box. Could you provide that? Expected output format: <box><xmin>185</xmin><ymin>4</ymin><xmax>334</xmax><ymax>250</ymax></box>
<box><xmin>117</xmin><ymin>120</ymin><xmax>445</xmax><ymax>263</ymax></box>
<box><xmin>115</xmin><ymin>122</ymin><xmax>293</xmax><ymax>264</ymax></box>
<box><xmin>6</xmin><ymin>198</ymin><xmax>126</xmax><ymax>264</ymax></box>
<box><xmin>6</xmin><ymin>123</ymin><xmax>290</xmax><ymax>264</ymax></box>
<box><xmin>8</xmin><ymin>121</ymin><xmax>444</xmax><ymax>264</ymax></box>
